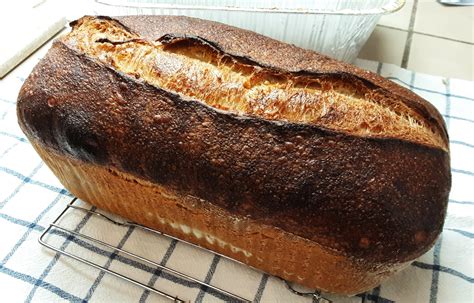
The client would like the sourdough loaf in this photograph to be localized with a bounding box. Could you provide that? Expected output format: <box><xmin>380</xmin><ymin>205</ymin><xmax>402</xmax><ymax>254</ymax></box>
<box><xmin>17</xmin><ymin>16</ymin><xmax>451</xmax><ymax>295</ymax></box>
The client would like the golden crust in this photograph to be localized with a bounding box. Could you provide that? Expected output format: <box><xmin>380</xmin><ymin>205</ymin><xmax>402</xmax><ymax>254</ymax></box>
<box><xmin>112</xmin><ymin>15</ymin><xmax>449</xmax><ymax>149</ymax></box>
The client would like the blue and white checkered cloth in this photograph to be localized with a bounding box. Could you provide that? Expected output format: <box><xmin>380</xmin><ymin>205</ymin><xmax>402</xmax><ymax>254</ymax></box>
<box><xmin>0</xmin><ymin>39</ymin><xmax>473</xmax><ymax>302</ymax></box>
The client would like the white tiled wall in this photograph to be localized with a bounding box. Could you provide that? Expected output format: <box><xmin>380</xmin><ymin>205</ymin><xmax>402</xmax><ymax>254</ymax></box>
<box><xmin>359</xmin><ymin>0</ymin><xmax>474</xmax><ymax>81</ymax></box>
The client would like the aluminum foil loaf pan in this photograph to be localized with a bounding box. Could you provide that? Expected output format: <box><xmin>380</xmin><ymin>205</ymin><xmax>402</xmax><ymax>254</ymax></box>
<box><xmin>93</xmin><ymin>0</ymin><xmax>405</xmax><ymax>62</ymax></box>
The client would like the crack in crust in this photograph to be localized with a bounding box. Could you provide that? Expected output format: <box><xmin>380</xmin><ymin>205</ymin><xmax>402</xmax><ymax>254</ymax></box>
<box><xmin>64</xmin><ymin>16</ymin><xmax>447</xmax><ymax>151</ymax></box>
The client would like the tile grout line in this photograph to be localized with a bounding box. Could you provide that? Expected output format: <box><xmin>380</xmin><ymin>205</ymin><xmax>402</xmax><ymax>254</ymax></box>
<box><xmin>401</xmin><ymin>0</ymin><xmax>419</xmax><ymax>68</ymax></box>
<box><xmin>413</xmin><ymin>28</ymin><xmax>473</xmax><ymax>45</ymax></box>
<box><xmin>377</xmin><ymin>24</ymin><xmax>474</xmax><ymax>46</ymax></box>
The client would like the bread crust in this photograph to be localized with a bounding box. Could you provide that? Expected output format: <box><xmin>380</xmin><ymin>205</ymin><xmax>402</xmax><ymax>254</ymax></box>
<box><xmin>111</xmin><ymin>15</ymin><xmax>449</xmax><ymax>146</ymax></box>
<box><xmin>17</xmin><ymin>15</ymin><xmax>451</xmax><ymax>294</ymax></box>
<box><xmin>32</xmin><ymin>141</ymin><xmax>409</xmax><ymax>295</ymax></box>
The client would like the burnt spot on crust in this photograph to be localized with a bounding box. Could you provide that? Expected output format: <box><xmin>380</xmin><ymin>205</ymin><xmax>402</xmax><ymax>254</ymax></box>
<box><xmin>61</xmin><ymin>116</ymin><xmax>107</xmax><ymax>163</ymax></box>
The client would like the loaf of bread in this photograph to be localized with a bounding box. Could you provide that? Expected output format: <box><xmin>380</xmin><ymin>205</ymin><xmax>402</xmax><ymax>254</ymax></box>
<box><xmin>17</xmin><ymin>15</ymin><xmax>451</xmax><ymax>295</ymax></box>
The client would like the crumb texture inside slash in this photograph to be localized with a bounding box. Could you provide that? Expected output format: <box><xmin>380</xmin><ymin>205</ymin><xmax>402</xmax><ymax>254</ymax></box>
<box><xmin>64</xmin><ymin>17</ymin><xmax>446</xmax><ymax>150</ymax></box>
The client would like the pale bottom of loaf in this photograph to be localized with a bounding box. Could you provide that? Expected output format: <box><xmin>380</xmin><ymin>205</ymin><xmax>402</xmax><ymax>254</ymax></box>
<box><xmin>32</xmin><ymin>141</ymin><xmax>408</xmax><ymax>295</ymax></box>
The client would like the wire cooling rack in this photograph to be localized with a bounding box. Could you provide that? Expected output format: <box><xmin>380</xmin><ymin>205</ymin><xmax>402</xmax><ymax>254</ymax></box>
<box><xmin>39</xmin><ymin>197</ymin><xmax>332</xmax><ymax>303</ymax></box>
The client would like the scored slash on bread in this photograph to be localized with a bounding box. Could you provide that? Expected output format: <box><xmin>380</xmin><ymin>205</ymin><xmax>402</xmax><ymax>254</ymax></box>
<box><xmin>17</xmin><ymin>15</ymin><xmax>451</xmax><ymax>295</ymax></box>
<box><xmin>69</xmin><ymin>16</ymin><xmax>447</xmax><ymax>150</ymax></box>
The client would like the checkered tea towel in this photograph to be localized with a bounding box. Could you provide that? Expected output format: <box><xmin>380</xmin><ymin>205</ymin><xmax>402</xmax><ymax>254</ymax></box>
<box><xmin>0</xmin><ymin>40</ymin><xmax>472</xmax><ymax>302</ymax></box>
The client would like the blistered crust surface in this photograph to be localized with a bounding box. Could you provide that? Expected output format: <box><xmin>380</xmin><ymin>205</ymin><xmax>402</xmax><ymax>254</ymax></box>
<box><xmin>17</xmin><ymin>34</ymin><xmax>450</xmax><ymax>265</ymax></box>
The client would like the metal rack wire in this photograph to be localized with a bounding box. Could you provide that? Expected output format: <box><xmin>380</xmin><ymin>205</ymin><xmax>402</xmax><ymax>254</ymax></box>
<box><xmin>39</xmin><ymin>197</ymin><xmax>332</xmax><ymax>302</ymax></box>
